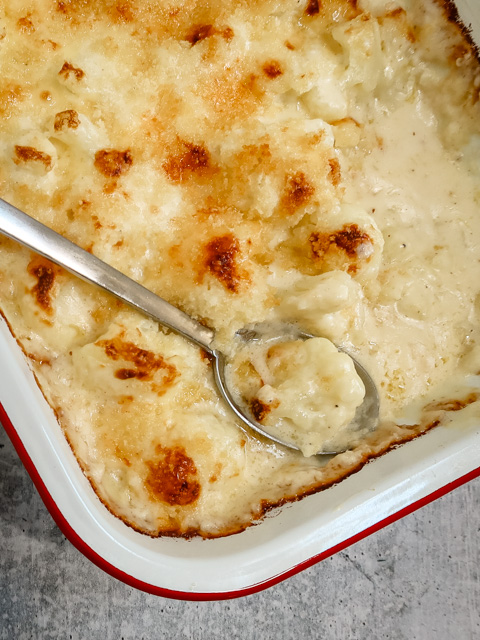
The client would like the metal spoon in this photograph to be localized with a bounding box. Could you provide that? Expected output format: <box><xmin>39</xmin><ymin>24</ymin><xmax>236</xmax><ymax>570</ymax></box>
<box><xmin>0</xmin><ymin>197</ymin><xmax>379</xmax><ymax>455</ymax></box>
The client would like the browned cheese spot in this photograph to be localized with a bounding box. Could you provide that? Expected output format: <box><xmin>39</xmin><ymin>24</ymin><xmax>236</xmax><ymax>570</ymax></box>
<box><xmin>14</xmin><ymin>145</ymin><xmax>52</xmax><ymax>170</ymax></box>
<box><xmin>310</xmin><ymin>224</ymin><xmax>371</xmax><ymax>257</ymax></box>
<box><xmin>262</xmin><ymin>60</ymin><xmax>283</xmax><ymax>79</ymax></box>
<box><xmin>27</xmin><ymin>256</ymin><xmax>60</xmax><ymax>314</ymax></box>
<box><xmin>200</xmin><ymin>348</ymin><xmax>214</xmax><ymax>365</ymax></box>
<box><xmin>328</xmin><ymin>158</ymin><xmax>341</xmax><ymax>186</ymax></box>
<box><xmin>285</xmin><ymin>41</ymin><xmax>295</xmax><ymax>50</ymax></box>
<box><xmin>116</xmin><ymin>369</ymin><xmax>140</xmax><ymax>380</ymax></box>
<box><xmin>145</xmin><ymin>445</ymin><xmax>201</xmax><ymax>506</ymax></box>
<box><xmin>58</xmin><ymin>61</ymin><xmax>85</xmax><ymax>81</ymax></box>
<box><xmin>250</xmin><ymin>397</ymin><xmax>278</xmax><ymax>422</ymax></box>
<box><xmin>185</xmin><ymin>23</ymin><xmax>233</xmax><ymax>46</ymax></box>
<box><xmin>56</xmin><ymin>1</ymin><xmax>69</xmax><ymax>14</ymax></box>
<box><xmin>281</xmin><ymin>172</ymin><xmax>315</xmax><ymax>214</ymax></box>
<box><xmin>310</xmin><ymin>224</ymin><xmax>372</xmax><ymax>273</ymax></box>
<box><xmin>17</xmin><ymin>16</ymin><xmax>35</xmax><ymax>32</ymax></box>
<box><xmin>94</xmin><ymin>149</ymin><xmax>133</xmax><ymax>178</ymax></box>
<box><xmin>40</xmin><ymin>91</ymin><xmax>52</xmax><ymax>101</ymax></box>
<box><xmin>304</xmin><ymin>0</ymin><xmax>321</xmax><ymax>16</ymax></box>
<box><xmin>54</xmin><ymin>109</ymin><xmax>80</xmax><ymax>131</ymax></box>
<box><xmin>185</xmin><ymin>23</ymin><xmax>216</xmax><ymax>44</ymax></box>
<box><xmin>202</xmin><ymin>233</ymin><xmax>244</xmax><ymax>293</ymax></box>
<box><xmin>96</xmin><ymin>335</ymin><xmax>178</xmax><ymax>388</ymax></box>
<box><xmin>114</xmin><ymin>2</ymin><xmax>135</xmax><ymax>22</ymax></box>
<box><xmin>163</xmin><ymin>142</ymin><xmax>213</xmax><ymax>183</ymax></box>
<box><xmin>56</xmin><ymin>0</ymin><xmax>97</xmax><ymax>20</ymax></box>
<box><xmin>425</xmin><ymin>393</ymin><xmax>478</xmax><ymax>412</ymax></box>
<box><xmin>222</xmin><ymin>27</ymin><xmax>234</xmax><ymax>41</ymax></box>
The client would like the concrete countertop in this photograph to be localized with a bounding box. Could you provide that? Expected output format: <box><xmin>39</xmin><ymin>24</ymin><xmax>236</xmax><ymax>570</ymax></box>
<box><xmin>1</xmin><ymin>424</ymin><xmax>479</xmax><ymax>640</ymax></box>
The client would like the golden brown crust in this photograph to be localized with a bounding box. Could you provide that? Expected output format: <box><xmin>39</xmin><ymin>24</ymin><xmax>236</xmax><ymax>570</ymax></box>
<box><xmin>14</xmin><ymin>146</ymin><xmax>52</xmax><ymax>170</ymax></box>
<box><xmin>262</xmin><ymin>60</ymin><xmax>284</xmax><ymax>79</ymax></box>
<box><xmin>96</xmin><ymin>334</ymin><xmax>178</xmax><ymax>388</ymax></box>
<box><xmin>184</xmin><ymin>23</ymin><xmax>234</xmax><ymax>46</ymax></box>
<box><xmin>304</xmin><ymin>0</ymin><xmax>320</xmax><ymax>18</ymax></box>
<box><xmin>201</xmin><ymin>233</ymin><xmax>247</xmax><ymax>293</ymax></box>
<box><xmin>17</xmin><ymin>15</ymin><xmax>35</xmax><ymax>33</ymax></box>
<box><xmin>94</xmin><ymin>149</ymin><xmax>133</xmax><ymax>178</ymax></box>
<box><xmin>281</xmin><ymin>172</ymin><xmax>316</xmax><ymax>215</ymax></box>
<box><xmin>58</xmin><ymin>61</ymin><xmax>85</xmax><ymax>81</ymax></box>
<box><xmin>27</xmin><ymin>257</ymin><xmax>61</xmax><ymax>315</ymax></box>
<box><xmin>54</xmin><ymin>109</ymin><xmax>80</xmax><ymax>131</ymax></box>
<box><xmin>309</xmin><ymin>224</ymin><xmax>372</xmax><ymax>275</ymax></box>
<box><xmin>0</xmin><ymin>0</ymin><xmax>478</xmax><ymax>540</ymax></box>
<box><xmin>328</xmin><ymin>158</ymin><xmax>341</xmax><ymax>186</ymax></box>
<box><xmin>163</xmin><ymin>142</ymin><xmax>215</xmax><ymax>183</ymax></box>
<box><xmin>145</xmin><ymin>445</ymin><xmax>201</xmax><ymax>507</ymax></box>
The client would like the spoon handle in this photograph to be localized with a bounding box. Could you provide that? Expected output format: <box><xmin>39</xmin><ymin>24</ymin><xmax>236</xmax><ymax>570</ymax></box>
<box><xmin>0</xmin><ymin>198</ymin><xmax>216</xmax><ymax>351</ymax></box>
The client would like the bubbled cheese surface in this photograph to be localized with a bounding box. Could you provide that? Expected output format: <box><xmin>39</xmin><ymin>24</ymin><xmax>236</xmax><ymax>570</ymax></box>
<box><xmin>0</xmin><ymin>0</ymin><xmax>479</xmax><ymax>537</ymax></box>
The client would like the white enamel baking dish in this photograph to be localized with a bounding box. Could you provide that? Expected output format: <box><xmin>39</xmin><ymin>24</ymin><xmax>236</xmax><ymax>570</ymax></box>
<box><xmin>1</xmin><ymin>0</ymin><xmax>479</xmax><ymax>601</ymax></box>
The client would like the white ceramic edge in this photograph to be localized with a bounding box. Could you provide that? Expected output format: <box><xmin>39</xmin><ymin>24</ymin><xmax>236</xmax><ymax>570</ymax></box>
<box><xmin>1</xmin><ymin>0</ymin><xmax>479</xmax><ymax>596</ymax></box>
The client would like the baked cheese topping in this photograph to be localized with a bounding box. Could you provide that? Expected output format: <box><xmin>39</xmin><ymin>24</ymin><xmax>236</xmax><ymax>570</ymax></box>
<box><xmin>0</xmin><ymin>0</ymin><xmax>479</xmax><ymax>537</ymax></box>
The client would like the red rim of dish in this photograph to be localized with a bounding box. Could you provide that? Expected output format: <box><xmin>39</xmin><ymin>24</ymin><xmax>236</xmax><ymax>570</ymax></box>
<box><xmin>2</xmin><ymin>400</ymin><xmax>480</xmax><ymax>601</ymax></box>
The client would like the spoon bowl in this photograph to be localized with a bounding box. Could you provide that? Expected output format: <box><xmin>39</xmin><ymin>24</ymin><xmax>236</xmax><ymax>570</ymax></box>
<box><xmin>0</xmin><ymin>197</ymin><xmax>379</xmax><ymax>456</ymax></box>
<box><xmin>213</xmin><ymin>325</ymin><xmax>379</xmax><ymax>454</ymax></box>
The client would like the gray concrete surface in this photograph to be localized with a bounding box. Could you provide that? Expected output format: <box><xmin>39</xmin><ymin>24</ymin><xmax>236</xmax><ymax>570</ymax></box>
<box><xmin>1</xmin><ymin>424</ymin><xmax>479</xmax><ymax>640</ymax></box>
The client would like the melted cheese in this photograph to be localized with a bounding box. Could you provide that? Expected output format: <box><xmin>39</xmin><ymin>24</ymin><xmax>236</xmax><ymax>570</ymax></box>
<box><xmin>0</xmin><ymin>0</ymin><xmax>479</xmax><ymax>537</ymax></box>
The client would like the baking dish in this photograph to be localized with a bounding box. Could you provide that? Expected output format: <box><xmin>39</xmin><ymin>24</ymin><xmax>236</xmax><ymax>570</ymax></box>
<box><xmin>1</xmin><ymin>0</ymin><xmax>479</xmax><ymax>600</ymax></box>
